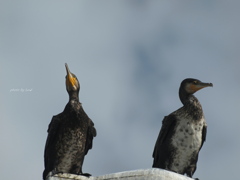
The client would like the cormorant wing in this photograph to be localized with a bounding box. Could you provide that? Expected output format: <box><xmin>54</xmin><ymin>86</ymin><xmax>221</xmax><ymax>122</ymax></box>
<box><xmin>152</xmin><ymin>115</ymin><xmax>177</xmax><ymax>166</ymax></box>
<box><xmin>84</xmin><ymin>119</ymin><xmax>97</xmax><ymax>155</ymax></box>
<box><xmin>200</xmin><ymin>124</ymin><xmax>207</xmax><ymax>150</ymax></box>
<box><xmin>43</xmin><ymin>115</ymin><xmax>61</xmax><ymax>179</ymax></box>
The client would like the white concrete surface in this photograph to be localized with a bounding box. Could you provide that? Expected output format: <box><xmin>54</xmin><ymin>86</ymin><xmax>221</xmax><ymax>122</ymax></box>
<box><xmin>47</xmin><ymin>169</ymin><xmax>194</xmax><ymax>180</ymax></box>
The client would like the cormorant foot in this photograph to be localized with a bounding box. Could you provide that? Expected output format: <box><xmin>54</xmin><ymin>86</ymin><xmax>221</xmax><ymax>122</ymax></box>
<box><xmin>80</xmin><ymin>173</ymin><xmax>92</xmax><ymax>177</ymax></box>
<box><xmin>51</xmin><ymin>169</ymin><xmax>64</xmax><ymax>176</ymax></box>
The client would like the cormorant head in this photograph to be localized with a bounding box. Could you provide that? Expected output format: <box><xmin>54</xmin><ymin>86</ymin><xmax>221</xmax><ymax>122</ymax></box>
<box><xmin>65</xmin><ymin>63</ymin><xmax>80</xmax><ymax>94</ymax></box>
<box><xmin>181</xmin><ymin>78</ymin><xmax>213</xmax><ymax>94</ymax></box>
<box><xmin>179</xmin><ymin>78</ymin><xmax>213</xmax><ymax>104</ymax></box>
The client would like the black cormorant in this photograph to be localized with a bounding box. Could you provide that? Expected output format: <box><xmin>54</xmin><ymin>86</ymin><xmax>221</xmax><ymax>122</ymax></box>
<box><xmin>43</xmin><ymin>63</ymin><xmax>96</xmax><ymax>180</ymax></box>
<box><xmin>152</xmin><ymin>78</ymin><xmax>212</xmax><ymax>179</ymax></box>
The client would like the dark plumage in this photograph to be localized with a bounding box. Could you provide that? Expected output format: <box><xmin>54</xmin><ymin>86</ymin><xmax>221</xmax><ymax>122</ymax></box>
<box><xmin>152</xmin><ymin>78</ymin><xmax>212</xmax><ymax>178</ymax></box>
<box><xmin>43</xmin><ymin>63</ymin><xmax>96</xmax><ymax>180</ymax></box>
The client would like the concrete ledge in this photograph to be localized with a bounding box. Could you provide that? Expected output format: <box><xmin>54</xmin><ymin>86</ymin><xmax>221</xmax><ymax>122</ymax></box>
<box><xmin>48</xmin><ymin>173</ymin><xmax>93</xmax><ymax>180</ymax></box>
<box><xmin>47</xmin><ymin>168</ymin><xmax>194</xmax><ymax>180</ymax></box>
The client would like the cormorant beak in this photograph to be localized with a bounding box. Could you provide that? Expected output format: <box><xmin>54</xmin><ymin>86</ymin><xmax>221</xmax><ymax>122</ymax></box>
<box><xmin>65</xmin><ymin>63</ymin><xmax>78</xmax><ymax>91</ymax></box>
<box><xmin>187</xmin><ymin>81</ymin><xmax>213</xmax><ymax>94</ymax></box>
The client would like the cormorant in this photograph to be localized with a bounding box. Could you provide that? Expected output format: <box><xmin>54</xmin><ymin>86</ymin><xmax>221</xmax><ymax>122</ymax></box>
<box><xmin>152</xmin><ymin>78</ymin><xmax>212</xmax><ymax>179</ymax></box>
<box><xmin>43</xmin><ymin>63</ymin><xmax>96</xmax><ymax>180</ymax></box>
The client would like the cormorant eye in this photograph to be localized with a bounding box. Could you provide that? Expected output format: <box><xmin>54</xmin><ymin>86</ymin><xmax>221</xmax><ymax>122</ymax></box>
<box><xmin>193</xmin><ymin>81</ymin><xmax>197</xmax><ymax>84</ymax></box>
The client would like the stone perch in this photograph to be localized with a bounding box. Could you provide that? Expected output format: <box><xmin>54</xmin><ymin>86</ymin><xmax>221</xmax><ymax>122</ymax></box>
<box><xmin>47</xmin><ymin>168</ymin><xmax>194</xmax><ymax>180</ymax></box>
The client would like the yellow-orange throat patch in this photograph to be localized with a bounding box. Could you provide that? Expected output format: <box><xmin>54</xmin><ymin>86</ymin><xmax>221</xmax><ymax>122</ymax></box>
<box><xmin>67</xmin><ymin>75</ymin><xmax>77</xmax><ymax>87</ymax></box>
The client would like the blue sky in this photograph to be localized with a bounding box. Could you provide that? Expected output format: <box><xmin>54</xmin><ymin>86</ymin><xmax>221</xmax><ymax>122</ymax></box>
<box><xmin>1</xmin><ymin>1</ymin><xmax>240</xmax><ymax>180</ymax></box>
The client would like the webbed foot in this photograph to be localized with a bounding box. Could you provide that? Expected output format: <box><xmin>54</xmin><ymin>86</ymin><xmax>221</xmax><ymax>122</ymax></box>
<box><xmin>80</xmin><ymin>173</ymin><xmax>92</xmax><ymax>177</ymax></box>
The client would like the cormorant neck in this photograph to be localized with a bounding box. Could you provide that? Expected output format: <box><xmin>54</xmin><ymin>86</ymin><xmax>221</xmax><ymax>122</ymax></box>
<box><xmin>179</xmin><ymin>89</ymin><xmax>203</xmax><ymax>120</ymax></box>
<box><xmin>179</xmin><ymin>87</ymin><xmax>200</xmax><ymax>105</ymax></box>
<box><xmin>181</xmin><ymin>94</ymin><xmax>199</xmax><ymax>107</ymax></box>
<box><xmin>68</xmin><ymin>91</ymin><xmax>79</xmax><ymax>102</ymax></box>
<box><xmin>64</xmin><ymin>91</ymin><xmax>81</xmax><ymax>114</ymax></box>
